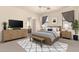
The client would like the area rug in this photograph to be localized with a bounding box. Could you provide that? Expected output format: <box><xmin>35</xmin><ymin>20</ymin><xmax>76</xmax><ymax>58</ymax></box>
<box><xmin>17</xmin><ymin>38</ymin><xmax>68</xmax><ymax>52</ymax></box>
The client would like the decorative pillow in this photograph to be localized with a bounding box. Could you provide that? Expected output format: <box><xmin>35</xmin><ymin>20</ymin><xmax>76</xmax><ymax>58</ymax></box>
<box><xmin>52</xmin><ymin>27</ymin><xmax>60</xmax><ymax>32</ymax></box>
<box><xmin>47</xmin><ymin>29</ymin><xmax>52</xmax><ymax>31</ymax></box>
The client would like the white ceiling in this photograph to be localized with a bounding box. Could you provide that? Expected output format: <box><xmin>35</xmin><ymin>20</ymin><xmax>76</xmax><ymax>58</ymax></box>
<box><xmin>17</xmin><ymin>6</ymin><xmax>64</xmax><ymax>14</ymax></box>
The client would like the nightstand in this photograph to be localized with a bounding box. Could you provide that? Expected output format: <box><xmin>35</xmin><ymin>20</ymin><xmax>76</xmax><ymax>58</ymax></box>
<box><xmin>61</xmin><ymin>31</ymin><xmax>71</xmax><ymax>39</ymax></box>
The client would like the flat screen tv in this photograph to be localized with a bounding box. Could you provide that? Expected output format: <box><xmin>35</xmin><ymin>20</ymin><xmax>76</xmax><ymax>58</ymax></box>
<box><xmin>9</xmin><ymin>20</ymin><xmax>23</xmax><ymax>28</ymax></box>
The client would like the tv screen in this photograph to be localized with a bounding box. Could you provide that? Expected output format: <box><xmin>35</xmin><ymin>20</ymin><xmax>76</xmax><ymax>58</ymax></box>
<box><xmin>9</xmin><ymin>20</ymin><xmax>23</xmax><ymax>28</ymax></box>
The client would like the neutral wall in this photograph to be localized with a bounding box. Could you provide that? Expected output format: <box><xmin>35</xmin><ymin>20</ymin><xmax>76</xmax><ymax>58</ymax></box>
<box><xmin>40</xmin><ymin>6</ymin><xmax>79</xmax><ymax>27</ymax></box>
<box><xmin>0</xmin><ymin>6</ymin><xmax>79</xmax><ymax>41</ymax></box>
<box><xmin>0</xmin><ymin>7</ymin><xmax>40</xmax><ymax>41</ymax></box>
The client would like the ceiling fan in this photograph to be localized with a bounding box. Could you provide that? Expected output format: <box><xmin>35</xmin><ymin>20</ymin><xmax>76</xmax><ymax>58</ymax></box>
<box><xmin>38</xmin><ymin>6</ymin><xmax>51</xmax><ymax>10</ymax></box>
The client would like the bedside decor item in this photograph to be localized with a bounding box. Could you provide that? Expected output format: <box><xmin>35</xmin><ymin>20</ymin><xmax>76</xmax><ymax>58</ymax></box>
<box><xmin>3</xmin><ymin>22</ymin><xmax>7</xmax><ymax>30</ymax></box>
<box><xmin>72</xmin><ymin>20</ymin><xmax>79</xmax><ymax>40</ymax></box>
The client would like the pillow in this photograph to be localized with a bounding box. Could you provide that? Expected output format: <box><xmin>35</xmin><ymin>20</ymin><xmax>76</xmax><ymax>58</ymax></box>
<box><xmin>52</xmin><ymin>27</ymin><xmax>60</xmax><ymax>32</ymax></box>
<box><xmin>47</xmin><ymin>29</ymin><xmax>52</xmax><ymax>31</ymax></box>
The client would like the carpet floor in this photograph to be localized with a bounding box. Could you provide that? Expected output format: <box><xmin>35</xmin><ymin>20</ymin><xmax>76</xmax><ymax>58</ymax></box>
<box><xmin>17</xmin><ymin>38</ymin><xmax>68</xmax><ymax>52</ymax></box>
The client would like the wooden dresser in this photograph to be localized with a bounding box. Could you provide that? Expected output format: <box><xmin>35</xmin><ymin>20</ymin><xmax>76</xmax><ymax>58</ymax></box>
<box><xmin>61</xmin><ymin>31</ymin><xmax>71</xmax><ymax>39</ymax></box>
<box><xmin>2</xmin><ymin>29</ymin><xmax>28</xmax><ymax>42</ymax></box>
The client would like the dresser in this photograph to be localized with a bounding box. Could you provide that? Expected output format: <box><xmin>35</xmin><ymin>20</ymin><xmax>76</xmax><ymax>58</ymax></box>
<box><xmin>2</xmin><ymin>29</ymin><xmax>28</xmax><ymax>42</ymax></box>
<box><xmin>61</xmin><ymin>31</ymin><xmax>71</xmax><ymax>39</ymax></box>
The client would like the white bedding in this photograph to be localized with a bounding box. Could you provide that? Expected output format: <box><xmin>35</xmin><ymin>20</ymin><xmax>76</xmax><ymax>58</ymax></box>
<box><xmin>32</xmin><ymin>31</ymin><xmax>59</xmax><ymax>42</ymax></box>
<box><xmin>46</xmin><ymin>26</ymin><xmax>60</xmax><ymax>37</ymax></box>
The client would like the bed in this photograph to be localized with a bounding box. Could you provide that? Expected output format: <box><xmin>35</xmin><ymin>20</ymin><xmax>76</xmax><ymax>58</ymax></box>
<box><xmin>32</xmin><ymin>26</ymin><xmax>61</xmax><ymax>45</ymax></box>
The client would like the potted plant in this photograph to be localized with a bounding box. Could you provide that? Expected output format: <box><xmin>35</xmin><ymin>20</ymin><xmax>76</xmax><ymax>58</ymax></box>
<box><xmin>3</xmin><ymin>22</ymin><xmax>7</xmax><ymax>30</ymax></box>
<box><xmin>72</xmin><ymin>20</ymin><xmax>79</xmax><ymax>40</ymax></box>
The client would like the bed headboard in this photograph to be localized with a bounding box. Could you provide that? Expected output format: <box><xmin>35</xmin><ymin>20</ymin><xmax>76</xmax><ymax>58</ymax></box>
<box><xmin>47</xmin><ymin>26</ymin><xmax>61</xmax><ymax>32</ymax></box>
<box><xmin>40</xmin><ymin>26</ymin><xmax>61</xmax><ymax>32</ymax></box>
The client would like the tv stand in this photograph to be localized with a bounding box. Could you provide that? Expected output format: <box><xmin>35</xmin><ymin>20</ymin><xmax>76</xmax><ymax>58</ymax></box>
<box><xmin>2</xmin><ymin>29</ymin><xmax>28</xmax><ymax>42</ymax></box>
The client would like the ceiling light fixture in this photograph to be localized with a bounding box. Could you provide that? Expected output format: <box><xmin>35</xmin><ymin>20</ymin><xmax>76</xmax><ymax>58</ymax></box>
<box><xmin>38</xmin><ymin>6</ymin><xmax>51</xmax><ymax>10</ymax></box>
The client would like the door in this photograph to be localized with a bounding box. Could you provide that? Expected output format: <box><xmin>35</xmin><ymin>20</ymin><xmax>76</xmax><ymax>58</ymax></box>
<box><xmin>31</xmin><ymin>19</ymin><xmax>36</xmax><ymax>33</ymax></box>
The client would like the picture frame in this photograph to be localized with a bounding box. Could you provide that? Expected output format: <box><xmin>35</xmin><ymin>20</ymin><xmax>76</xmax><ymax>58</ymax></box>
<box><xmin>52</xmin><ymin>18</ymin><xmax>57</xmax><ymax>24</ymax></box>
